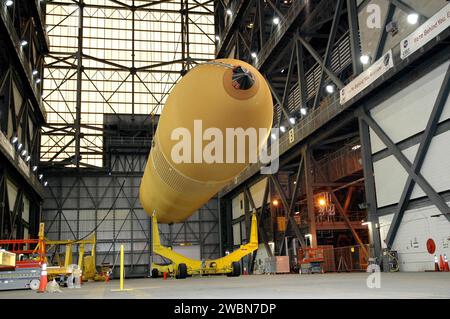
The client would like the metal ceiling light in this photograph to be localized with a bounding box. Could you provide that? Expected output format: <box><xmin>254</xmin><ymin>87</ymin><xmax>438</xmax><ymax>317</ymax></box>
<box><xmin>32</xmin><ymin>166</ymin><xmax>38</xmax><ymax>172</ymax></box>
<box><xmin>25</xmin><ymin>155</ymin><xmax>31</xmax><ymax>162</ymax></box>
<box><xmin>280</xmin><ymin>126</ymin><xmax>286</xmax><ymax>133</ymax></box>
<box><xmin>360</xmin><ymin>54</ymin><xmax>371</xmax><ymax>65</ymax></box>
<box><xmin>38</xmin><ymin>174</ymin><xmax>43</xmax><ymax>180</ymax></box>
<box><xmin>273</xmin><ymin>17</ymin><xmax>280</xmax><ymax>25</ymax></box>
<box><xmin>5</xmin><ymin>0</ymin><xmax>13</xmax><ymax>6</ymax></box>
<box><xmin>326</xmin><ymin>84</ymin><xmax>335</xmax><ymax>94</ymax></box>
<box><xmin>36</xmin><ymin>78</ymin><xmax>41</xmax><ymax>84</ymax></box>
<box><xmin>251</xmin><ymin>52</ymin><xmax>257</xmax><ymax>58</ymax></box>
<box><xmin>21</xmin><ymin>149</ymin><xmax>27</xmax><ymax>157</ymax></box>
<box><xmin>17</xmin><ymin>143</ymin><xmax>23</xmax><ymax>151</ymax></box>
<box><xmin>32</xmin><ymin>69</ymin><xmax>38</xmax><ymax>76</ymax></box>
<box><xmin>11</xmin><ymin>136</ymin><xmax>18</xmax><ymax>144</ymax></box>
<box><xmin>407</xmin><ymin>13</ymin><xmax>419</xmax><ymax>25</ymax></box>
<box><xmin>289</xmin><ymin>117</ymin><xmax>296</xmax><ymax>124</ymax></box>
<box><xmin>300</xmin><ymin>108</ymin><xmax>307</xmax><ymax>116</ymax></box>
<box><xmin>20</xmin><ymin>40</ymin><xmax>28</xmax><ymax>46</ymax></box>
<box><xmin>226</xmin><ymin>9</ymin><xmax>232</xmax><ymax>16</ymax></box>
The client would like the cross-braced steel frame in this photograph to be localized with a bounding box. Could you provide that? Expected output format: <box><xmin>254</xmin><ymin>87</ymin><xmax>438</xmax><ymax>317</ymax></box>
<box><xmin>215</xmin><ymin>0</ymin><xmax>447</xmax><ymax>267</ymax></box>
<box><xmin>0</xmin><ymin>0</ymin><xmax>48</xmax><ymax>239</ymax></box>
<box><xmin>42</xmin><ymin>0</ymin><xmax>215</xmax><ymax>168</ymax></box>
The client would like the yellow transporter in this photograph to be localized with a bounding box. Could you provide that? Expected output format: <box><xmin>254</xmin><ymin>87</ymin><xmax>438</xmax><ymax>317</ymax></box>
<box><xmin>140</xmin><ymin>58</ymin><xmax>273</xmax><ymax>277</ymax></box>
<box><xmin>151</xmin><ymin>211</ymin><xmax>259</xmax><ymax>278</ymax></box>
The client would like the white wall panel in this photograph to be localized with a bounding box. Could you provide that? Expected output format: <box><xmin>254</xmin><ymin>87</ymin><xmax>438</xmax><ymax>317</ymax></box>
<box><xmin>370</xmin><ymin>61</ymin><xmax>450</xmax><ymax>154</ymax></box>
<box><xmin>6</xmin><ymin>179</ymin><xmax>18</xmax><ymax>210</ymax></box>
<box><xmin>373</xmin><ymin>154</ymin><xmax>409</xmax><ymax>207</ymax></box>
<box><xmin>379</xmin><ymin>203</ymin><xmax>450</xmax><ymax>271</ymax></box>
<box><xmin>232</xmin><ymin>223</ymin><xmax>241</xmax><ymax>246</ymax></box>
<box><xmin>241</xmin><ymin>221</ymin><xmax>247</xmax><ymax>242</ymax></box>
<box><xmin>22</xmin><ymin>197</ymin><xmax>30</xmax><ymax>223</ymax></box>
<box><xmin>374</xmin><ymin>130</ymin><xmax>450</xmax><ymax>207</ymax></box>
<box><xmin>232</xmin><ymin>193</ymin><xmax>244</xmax><ymax>220</ymax></box>
<box><xmin>249</xmin><ymin>178</ymin><xmax>268</xmax><ymax>210</ymax></box>
<box><xmin>411</xmin><ymin>130</ymin><xmax>450</xmax><ymax>198</ymax></box>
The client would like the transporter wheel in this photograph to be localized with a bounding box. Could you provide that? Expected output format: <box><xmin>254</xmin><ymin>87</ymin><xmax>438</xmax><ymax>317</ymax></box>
<box><xmin>227</xmin><ymin>261</ymin><xmax>241</xmax><ymax>277</ymax></box>
<box><xmin>151</xmin><ymin>269</ymin><xmax>159</xmax><ymax>278</ymax></box>
<box><xmin>232</xmin><ymin>262</ymin><xmax>241</xmax><ymax>277</ymax></box>
<box><xmin>176</xmin><ymin>263</ymin><xmax>187</xmax><ymax>279</ymax></box>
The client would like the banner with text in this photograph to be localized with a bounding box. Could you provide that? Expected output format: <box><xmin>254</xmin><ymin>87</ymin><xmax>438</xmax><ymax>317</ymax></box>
<box><xmin>340</xmin><ymin>50</ymin><xmax>394</xmax><ymax>105</ymax></box>
<box><xmin>400</xmin><ymin>3</ymin><xmax>450</xmax><ymax>60</ymax></box>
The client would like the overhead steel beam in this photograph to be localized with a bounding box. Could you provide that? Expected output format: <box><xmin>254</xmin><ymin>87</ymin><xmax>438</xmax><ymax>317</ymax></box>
<box><xmin>295</xmin><ymin>33</ymin><xmax>307</xmax><ymax>110</ymax></box>
<box><xmin>266</xmin><ymin>78</ymin><xmax>292</xmax><ymax>126</ymax></box>
<box><xmin>280</xmin><ymin>41</ymin><xmax>297</xmax><ymax>124</ymax></box>
<box><xmin>374</xmin><ymin>3</ymin><xmax>395</xmax><ymax>60</ymax></box>
<box><xmin>389</xmin><ymin>0</ymin><xmax>429</xmax><ymax>20</ymax></box>
<box><xmin>266</xmin><ymin>0</ymin><xmax>284</xmax><ymax>19</ymax></box>
<box><xmin>313</xmin><ymin>0</ymin><xmax>344</xmax><ymax>108</ymax></box>
<box><xmin>346</xmin><ymin>0</ymin><xmax>362</xmax><ymax>76</ymax></box>
<box><xmin>298</xmin><ymin>36</ymin><xmax>345</xmax><ymax>89</ymax></box>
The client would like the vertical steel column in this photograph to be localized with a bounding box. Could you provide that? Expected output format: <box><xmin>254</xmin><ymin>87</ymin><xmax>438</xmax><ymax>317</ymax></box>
<box><xmin>295</xmin><ymin>33</ymin><xmax>307</xmax><ymax>112</ymax></box>
<box><xmin>258</xmin><ymin>0</ymin><xmax>264</xmax><ymax>50</ymax></box>
<box><xmin>313</xmin><ymin>0</ymin><xmax>344</xmax><ymax>108</ymax></box>
<box><xmin>303</xmin><ymin>146</ymin><xmax>317</xmax><ymax>248</ymax></box>
<box><xmin>74</xmin><ymin>1</ymin><xmax>84</xmax><ymax>168</ymax></box>
<box><xmin>0</xmin><ymin>171</ymin><xmax>4</xmax><ymax>238</ymax></box>
<box><xmin>374</xmin><ymin>3</ymin><xmax>395</xmax><ymax>60</ymax></box>
<box><xmin>347</xmin><ymin>0</ymin><xmax>362</xmax><ymax>76</ymax></box>
<box><xmin>131</xmin><ymin>1</ymin><xmax>135</xmax><ymax>117</ymax></box>
<box><xmin>358</xmin><ymin>115</ymin><xmax>382</xmax><ymax>261</ymax></box>
<box><xmin>218</xmin><ymin>194</ymin><xmax>223</xmax><ymax>257</ymax></box>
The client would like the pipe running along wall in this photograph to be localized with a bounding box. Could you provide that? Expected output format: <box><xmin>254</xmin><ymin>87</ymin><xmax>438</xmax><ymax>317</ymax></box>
<box><xmin>139</xmin><ymin>59</ymin><xmax>273</xmax><ymax>223</ymax></box>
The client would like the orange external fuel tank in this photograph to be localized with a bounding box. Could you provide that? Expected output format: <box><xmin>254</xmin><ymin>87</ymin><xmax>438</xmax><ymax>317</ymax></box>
<box><xmin>139</xmin><ymin>58</ymin><xmax>273</xmax><ymax>223</ymax></box>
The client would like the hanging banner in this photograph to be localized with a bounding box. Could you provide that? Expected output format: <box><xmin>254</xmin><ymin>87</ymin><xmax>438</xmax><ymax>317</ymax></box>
<box><xmin>400</xmin><ymin>3</ymin><xmax>450</xmax><ymax>60</ymax></box>
<box><xmin>340</xmin><ymin>50</ymin><xmax>394</xmax><ymax>105</ymax></box>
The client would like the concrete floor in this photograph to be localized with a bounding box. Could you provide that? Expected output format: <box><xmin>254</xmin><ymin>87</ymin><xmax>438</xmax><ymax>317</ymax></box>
<box><xmin>1</xmin><ymin>273</ymin><xmax>449</xmax><ymax>299</ymax></box>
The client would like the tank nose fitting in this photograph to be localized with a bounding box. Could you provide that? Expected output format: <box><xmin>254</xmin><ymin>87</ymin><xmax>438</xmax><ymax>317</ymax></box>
<box><xmin>232</xmin><ymin>66</ymin><xmax>255</xmax><ymax>90</ymax></box>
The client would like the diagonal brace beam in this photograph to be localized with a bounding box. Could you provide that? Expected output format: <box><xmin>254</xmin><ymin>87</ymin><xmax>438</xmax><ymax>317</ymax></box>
<box><xmin>385</xmin><ymin>64</ymin><xmax>450</xmax><ymax>248</ymax></box>
<box><xmin>360</xmin><ymin>111</ymin><xmax>450</xmax><ymax>224</ymax></box>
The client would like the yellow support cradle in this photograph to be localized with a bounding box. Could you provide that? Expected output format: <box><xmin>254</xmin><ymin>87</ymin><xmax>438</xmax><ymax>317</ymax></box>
<box><xmin>151</xmin><ymin>209</ymin><xmax>259</xmax><ymax>278</ymax></box>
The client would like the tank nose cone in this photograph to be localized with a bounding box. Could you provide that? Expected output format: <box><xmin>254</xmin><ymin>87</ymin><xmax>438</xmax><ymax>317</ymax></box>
<box><xmin>232</xmin><ymin>66</ymin><xmax>255</xmax><ymax>90</ymax></box>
